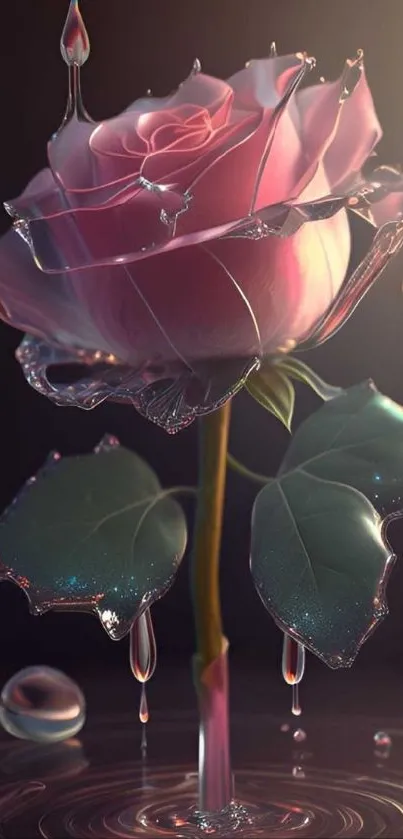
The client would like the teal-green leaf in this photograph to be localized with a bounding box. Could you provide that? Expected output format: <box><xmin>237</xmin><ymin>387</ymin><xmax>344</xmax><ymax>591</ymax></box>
<box><xmin>251</xmin><ymin>470</ymin><xmax>393</xmax><ymax>668</ymax></box>
<box><xmin>246</xmin><ymin>365</ymin><xmax>295</xmax><ymax>431</ymax></box>
<box><xmin>251</xmin><ymin>383</ymin><xmax>403</xmax><ymax>668</ymax></box>
<box><xmin>275</xmin><ymin>356</ymin><xmax>343</xmax><ymax>402</ymax></box>
<box><xmin>0</xmin><ymin>435</ymin><xmax>187</xmax><ymax>639</ymax></box>
<box><xmin>280</xmin><ymin>381</ymin><xmax>403</xmax><ymax>516</ymax></box>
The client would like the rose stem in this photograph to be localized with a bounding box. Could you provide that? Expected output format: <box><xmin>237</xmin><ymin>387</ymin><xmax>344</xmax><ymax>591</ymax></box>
<box><xmin>191</xmin><ymin>401</ymin><xmax>233</xmax><ymax>812</ymax></box>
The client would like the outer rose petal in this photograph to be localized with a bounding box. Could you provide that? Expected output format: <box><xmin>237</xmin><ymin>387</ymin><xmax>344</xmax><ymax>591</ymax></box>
<box><xmin>296</xmin><ymin>64</ymin><xmax>381</xmax><ymax>193</ymax></box>
<box><xmin>0</xmin><ymin>230</ymin><xmax>107</xmax><ymax>351</ymax></box>
<box><xmin>70</xmin><ymin>206</ymin><xmax>350</xmax><ymax>365</ymax></box>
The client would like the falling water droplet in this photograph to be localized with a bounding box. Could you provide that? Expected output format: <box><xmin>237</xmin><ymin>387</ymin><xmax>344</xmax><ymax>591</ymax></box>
<box><xmin>0</xmin><ymin>667</ymin><xmax>85</xmax><ymax>743</ymax></box>
<box><xmin>59</xmin><ymin>0</ymin><xmax>92</xmax><ymax>126</ymax></box>
<box><xmin>280</xmin><ymin>723</ymin><xmax>290</xmax><ymax>733</ymax></box>
<box><xmin>139</xmin><ymin>684</ymin><xmax>149</xmax><ymax>724</ymax></box>
<box><xmin>374</xmin><ymin>731</ymin><xmax>392</xmax><ymax>759</ymax></box>
<box><xmin>292</xmin><ymin>684</ymin><xmax>302</xmax><ymax>717</ymax></box>
<box><xmin>293</xmin><ymin>728</ymin><xmax>307</xmax><ymax>744</ymax></box>
<box><xmin>139</xmin><ymin>683</ymin><xmax>149</xmax><ymax>754</ymax></box>
<box><xmin>282</xmin><ymin>635</ymin><xmax>305</xmax><ymax>685</ymax></box>
<box><xmin>269</xmin><ymin>41</ymin><xmax>277</xmax><ymax>57</ymax></box>
<box><xmin>374</xmin><ymin>731</ymin><xmax>391</xmax><ymax>747</ymax></box>
<box><xmin>130</xmin><ymin>608</ymin><xmax>157</xmax><ymax>684</ymax></box>
<box><xmin>60</xmin><ymin>0</ymin><xmax>90</xmax><ymax>67</ymax></box>
<box><xmin>339</xmin><ymin>49</ymin><xmax>364</xmax><ymax>103</ymax></box>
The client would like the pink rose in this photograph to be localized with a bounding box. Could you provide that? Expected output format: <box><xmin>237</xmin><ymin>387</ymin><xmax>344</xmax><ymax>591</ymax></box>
<box><xmin>1</xmin><ymin>50</ymin><xmax>402</xmax><ymax>431</ymax></box>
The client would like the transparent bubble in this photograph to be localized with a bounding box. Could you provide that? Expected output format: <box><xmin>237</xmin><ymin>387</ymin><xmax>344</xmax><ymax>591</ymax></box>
<box><xmin>374</xmin><ymin>731</ymin><xmax>392</xmax><ymax>748</ymax></box>
<box><xmin>0</xmin><ymin>666</ymin><xmax>85</xmax><ymax>743</ymax></box>
<box><xmin>293</xmin><ymin>728</ymin><xmax>307</xmax><ymax>743</ymax></box>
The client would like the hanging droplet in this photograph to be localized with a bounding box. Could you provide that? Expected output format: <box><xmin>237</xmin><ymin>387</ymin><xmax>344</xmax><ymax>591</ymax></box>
<box><xmin>0</xmin><ymin>667</ymin><xmax>85</xmax><ymax>743</ymax></box>
<box><xmin>282</xmin><ymin>634</ymin><xmax>305</xmax><ymax>685</ymax></box>
<box><xmin>283</xmin><ymin>634</ymin><xmax>304</xmax><ymax>715</ymax></box>
<box><xmin>339</xmin><ymin>49</ymin><xmax>364</xmax><ymax>103</ymax></box>
<box><xmin>269</xmin><ymin>41</ymin><xmax>277</xmax><ymax>57</ymax></box>
<box><xmin>60</xmin><ymin>0</ymin><xmax>90</xmax><ymax>67</ymax></box>
<box><xmin>293</xmin><ymin>728</ymin><xmax>307</xmax><ymax>743</ymax></box>
<box><xmin>59</xmin><ymin>0</ymin><xmax>92</xmax><ymax>127</ymax></box>
<box><xmin>130</xmin><ymin>608</ymin><xmax>157</xmax><ymax>683</ymax></box>
<box><xmin>291</xmin><ymin>684</ymin><xmax>302</xmax><ymax>717</ymax></box>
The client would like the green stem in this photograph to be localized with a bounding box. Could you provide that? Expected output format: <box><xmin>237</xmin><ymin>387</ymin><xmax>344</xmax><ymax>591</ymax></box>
<box><xmin>227</xmin><ymin>452</ymin><xmax>269</xmax><ymax>486</ymax></box>
<box><xmin>192</xmin><ymin>402</ymin><xmax>231</xmax><ymax>667</ymax></box>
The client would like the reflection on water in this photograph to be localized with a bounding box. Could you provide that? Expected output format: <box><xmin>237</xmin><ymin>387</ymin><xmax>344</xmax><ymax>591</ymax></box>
<box><xmin>0</xmin><ymin>711</ymin><xmax>402</xmax><ymax>837</ymax></box>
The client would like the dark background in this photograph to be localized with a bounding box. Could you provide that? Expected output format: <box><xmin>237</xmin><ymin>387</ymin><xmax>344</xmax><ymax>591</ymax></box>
<box><xmin>1</xmin><ymin>0</ymin><xmax>403</xmax><ymax>688</ymax></box>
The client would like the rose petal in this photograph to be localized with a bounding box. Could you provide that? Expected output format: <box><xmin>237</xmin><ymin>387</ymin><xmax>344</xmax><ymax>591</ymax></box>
<box><xmin>297</xmin><ymin>62</ymin><xmax>381</xmax><ymax>193</ymax></box>
<box><xmin>0</xmin><ymin>230</ymin><xmax>106</xmax><ymax>351</ymax></box>
<box><xmin>228</xmin><ymin>54</ymin><xmax>309</xmax><ymax>110</ymax></box>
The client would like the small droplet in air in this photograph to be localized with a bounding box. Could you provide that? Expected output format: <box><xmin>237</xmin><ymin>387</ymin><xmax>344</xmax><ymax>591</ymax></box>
<box><xmin>292</xmin><ymin>684</ymin><xmax>302</xmax><ymax>717</ymax></box>
<box><xmin>60</xmin><ymin>0</ymin><xmax>90</xmax><ymax>67</ymax></box>
<box><xmin>374</xmin><ymin>731</ymin><xmax>392</xmax><ymax>759</ymax></box>
<box><xmin>130</xmin><ymin>608</ymin><xmax>157</xmax><ymax>683</ymax></box>
<box><xmin>0</xmin><ymin>667</ymin><xmax>85</xmax><ymax>743</ymax></box>
<box><xmin>319</xmin><ymin>76</ymin><xmax>326</xmax><ymax>83</ymax></box>
<box><xmin>146</xmin><ymin>89</ymin><xmax>153</xmax><ymax>96</ymax></box>
<box><xmin>269</xmin><ymin>41</ymin><xmax>277</xmax><ymax>57</ymax></box>
<box><xmin>293</xmin><ymin>728</ymin><xmax>307</xmax><ymax>743</ymax></box>
<box><xmin>280</xmin><ymin>723</ymin><xmax>290</xmax><ymax>733</ymax></box>
<box><xmin>292</xmin><ymin>765</ymin><xmax>305</xmax><ymax>779</ymax></box>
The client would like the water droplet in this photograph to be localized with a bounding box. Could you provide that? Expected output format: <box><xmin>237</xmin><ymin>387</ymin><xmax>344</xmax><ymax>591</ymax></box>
<box><xmin>282</xmin><ymin>635</ymin><xmax>305</xmax><ymax>685</ymax></box>
<box><xmin>292</xmin><ymin>684</ymin><xmax>302</xmax><ymax>716</ymax></box>
<box><xmin>146</xmin><ymin>89</ymin><xmax>153</xmax><ymax>96</ymax></box>
<box><xmin>319</xmin><ymin>76</ymin><xmax>326</xmax><ymax>83</ymax></box>
<box><xmin>374</xmin><ymin>731</ymin><xmax>392</xmax><ymax>759</ymax></box>
<box><xmin>374</xmin><ymin>731</ymin><xmax>391</xmax><ymax>747</ymax></box>
<box><xmin>0</xmin><ymin>667</ymin><xmax>85</xmax><ymax>743</ymax></box>
<box><xmin>130</xmin><ymin>608</ymin><xmax>157</xmax><ymax>683</ymax></box>
<box><xmin>293</xmin><ymin>728</ymin><xmax>307</xmax><ymax>743</ymax></box>
<box><xmin>269</xmin><ymin>41</ymin><xmax>277</xmax><ymax>57</ymax></box>
<box><xmin>280</xmin><ymin>723</ymin><xmax>290</xmax><ymax>733</ymax></box>
<box><xmin>58</xmin><ymin>0</ymin><xmax>92</xmax><ymax>128</ymax></box>
<box><xmin>292</xmin><ymin>765</ymin><xmax>305</xmax><ymax>778</ymax></box>
<box><xmin>192</xmin><ymin>58</ymin><xmax>201</xmax><ymax>75</ymax></box>
<box><xmin>60</xmin><ymin>0</ymin><xmax>90</xmax><ymax>67</ymax></box>
<box><xmin>139</xmin><ymin>683</ymin><xmax>149</xmax><ymax>725</ymax></box>
<box><xmin>339</xmin><ymin>49</ymin><xmax>364</xmax><ymax>103</ymax></box>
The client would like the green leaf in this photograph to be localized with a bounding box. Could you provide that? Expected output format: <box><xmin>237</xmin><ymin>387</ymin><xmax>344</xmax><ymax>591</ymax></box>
<box><xmin>251</xmin><ymin>382</ymin><xmax>403</xmax><ymax>667</ymax></box>
<box><xmin>275</xmin><ymin>356</ymin><xmax>343</xmax><ymax>402</ymax></box>
<box><xmin>246</xmin><ymin>365</ymin><xmax>295</xmax><ymax>431</ymax></box>
<box><xmin>0</xmin><ymin>435</ymin><xmax>188</xmax><ymax>640</ymax></box>
<box><xmin>280</xmin><ymin>381</ymin><xmax>403</xmax><ymax>516</ymax></box>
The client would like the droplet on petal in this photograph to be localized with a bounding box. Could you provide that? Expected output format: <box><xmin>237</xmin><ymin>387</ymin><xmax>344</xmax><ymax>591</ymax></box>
<box><xmin>269</xmin><ymin>41</ymin><xmax>277</xmax><ymax>57</ymax></box>
<box><xmin>0</xmin><ymin>667</ymin><xmax>85</xmax><ymax>743</ymax></box>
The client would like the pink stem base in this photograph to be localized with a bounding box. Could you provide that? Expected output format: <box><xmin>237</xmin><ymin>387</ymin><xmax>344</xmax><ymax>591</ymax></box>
<box><xmin>194</xmin><ymin>640</ymin><xmax>233</xmax><ymax>812</ymax></box>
